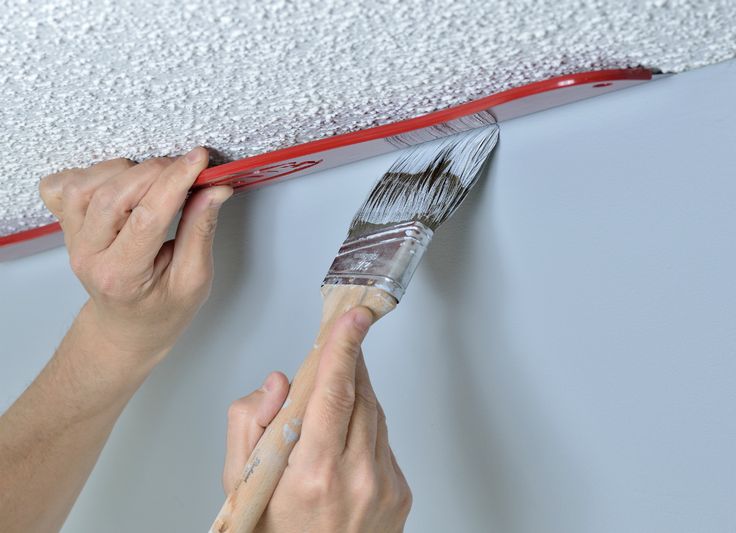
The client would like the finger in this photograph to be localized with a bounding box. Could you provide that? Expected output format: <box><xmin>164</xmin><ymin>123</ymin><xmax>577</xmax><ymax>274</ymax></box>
<box><xmin>60</xmin><ymin>161</ymin><xmax>138</xmax><ymax>251</ymax></box>
<box><xmin>151</xmin><ymin>240</ymin><xmax>175</xmax><ymax>281</ymax></box>
<box><xmin>345</xmin><ymin>352</ymin><xmax>378</xmax><ymax>457</ymax></box>
<box><xmin>77</xmin><ymin>163</ymin><xmax>168</xmax><ymax>253</ymax></box>
<box><xmin>300</xmin><ymin>307</ymin><xmax>374</xmax><ymax>459</ymax></box>
<box><xmin>170</xmin><ymin>186</ymin><xmax>233</xmax><ymax>281</ymax></box>
<box><xmin>39</xmin><ymin>158</ymin><xmax>135</xmax><ymax>221</ymax></box>
<box><xmin>375</xmin><ymin>398</ymin><xmax>391</xmax><ymax>462</ymax></box>
<box><xmin>114</xmin><ymin>147</ymin><xmax>209</xmax><ymax>272</ymax></box>
<box><xmin>222</xmin><ymin>372</ymin><xmax>290</xmax><ymax>494</ymax></box>
<box><xmin>56</xmin><ymin>162</ymin><xmax>135</xmax><ymax>243</ymax></box>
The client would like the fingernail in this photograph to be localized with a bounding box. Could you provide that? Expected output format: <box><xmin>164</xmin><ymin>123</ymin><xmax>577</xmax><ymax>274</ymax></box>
<box><xmin>185</xmin><ymin>147</ymin><xmax>205</xmax><ymax>164</ymax></box>
<box><xmin>208</xmin><ymin>186</ymin><xmax>233</xmax><ymax>207</ymax></box>
<box><xmin>261</xmin><ymin>373</ymin><xmax>277</xmax><ymax>392</ymax></box>
<box><xmin>352</xmin><ymin>307</ymin><xmax>373</xmax><ymax>333</ymax></box>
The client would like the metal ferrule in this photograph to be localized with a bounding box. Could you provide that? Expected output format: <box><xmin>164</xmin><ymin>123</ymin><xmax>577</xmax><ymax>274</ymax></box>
<box><xmin>322</xmin><ymin>221</ymin><xmax>434</xmax><ymax>302</ymax></box>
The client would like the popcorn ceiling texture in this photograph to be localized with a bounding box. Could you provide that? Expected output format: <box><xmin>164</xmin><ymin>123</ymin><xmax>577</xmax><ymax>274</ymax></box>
<box><xmin>1</xmin><ymin>0</ymin><xmax>735</xmax><ymax>237</ymax></box>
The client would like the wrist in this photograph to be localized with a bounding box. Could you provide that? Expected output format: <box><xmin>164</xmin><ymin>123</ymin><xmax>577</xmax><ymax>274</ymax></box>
<box><xmin>53</xmin><ymin>302</ymin><xmax>169</xmax><ymax>418</ymax></box>
<box><xmin>80</xmin><ymin>300</ymin><xmax>173</xmax><ymax>365</ymax></box>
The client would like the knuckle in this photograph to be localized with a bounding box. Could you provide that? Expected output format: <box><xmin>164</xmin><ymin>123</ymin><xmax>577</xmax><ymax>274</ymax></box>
<box><xmin>193</xmin><ymin>213</ymin><xmax>218</xmax><ymax>240</ymax></box>
<box><xmin>322</xmin><ymin>378</ymin><xmax>355</xmax><ymax>414</ymax></box>
<box><xmin>335</xmin><ymin>333</ymin><xmax>362</xmax><ymax>359</ymax></box>
<box><xmin>92</xmin><ymin>186</ymin><xmax>120</xmax><ymax>214</ymax></box>
<box><xmin>109</xmin><ymin>157</ymin><xmax>136</xmax><ymax>170</ymax></box>
<box><xmin>38</xmin><ymin>175</ymin><xmax>56</xmax><ymax>201</ymax></box>
<box><xmin>297</xmin><ymin>465</ymin><xmax>338</xmax><ymax>503</ymax></box>
<box><xmin>171</xmin><ymin>262</ymin><xmax>213</xmax><ymax>298</ymax></box>
<box><xmin>47</xmin><ymin>168</ymin><xmax>81</xmax><ymax>184</ymax></box>
<box><xmin>227</xmin><ymin>399</ymin><xmax>254</xmax><ymax>423</ymax></box>
<box><xmin>398</xmin><ymin>484</ymin><xmax>413</xmax><ymax>514</ymax></box>
<box><xmin>62</xmin><ymin>178</ymin><xmax>86</xmax><ymax>200</ymax></box>
<box><xmin>188</xmin><ymin>269</ymin><xmax>213</xmax><ymax>294</ymax></box>
<box><xmin>194</xmin><ymin>275</ymin><xmax>214</xmax><ymax>301</ymax></box>
<box><xmin>91</xmin><ymin>267</ymin><xmax>122</xmax><ymax>298</ymax></box>
<box><xmin>139</xmin><ymin>157</ymin><xmax>170</xmax><ymax>175</ymax></box>
<box><xmin>128</xmin><ymin>203</ymin><xmax>160</xmax><ymax>236</ymax></box>
<box><xmin>90</xmin><ymin>158</ymin><xmax>134</xmax><ymax>176</ymax></box>
<box><xmin>162</xmin><ymin>161</ymin><xmax>194</xmax><ymax>191</ymax></box>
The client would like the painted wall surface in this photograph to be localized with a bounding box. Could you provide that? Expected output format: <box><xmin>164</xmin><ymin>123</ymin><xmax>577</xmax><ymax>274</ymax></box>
<box><xmin>2</xmin><ymin>59</ymin><xmax>736</xmax><ymax>532</ymax></box>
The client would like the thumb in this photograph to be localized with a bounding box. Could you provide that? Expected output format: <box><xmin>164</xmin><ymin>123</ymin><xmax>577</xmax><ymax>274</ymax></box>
<box><xmin>222</xmin><ymin>372</ymin><xmax>290</xmax><ymax>494</ymax></box>
<box><xmin>171</xmin><ymin>185</ymin><xmax>233</xmax><ymax>279</ymax></box>
<box><xmin>299</xmin><ymin>307</ymin><xmax>374</xmax><ymax>459</ymax></box>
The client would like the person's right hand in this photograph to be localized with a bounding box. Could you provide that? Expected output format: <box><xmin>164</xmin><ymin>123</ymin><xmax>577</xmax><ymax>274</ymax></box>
<box><xmin>223</xmin><ymin>308</ymin><xmax>413</xmax><ymax>532</ymax></box>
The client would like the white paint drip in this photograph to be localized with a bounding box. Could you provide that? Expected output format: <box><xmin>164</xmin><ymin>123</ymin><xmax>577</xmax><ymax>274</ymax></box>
<box><xmin>1</xmin><ymin>0</ymin><xmax>735</xmax><ymax>236</ymax></box>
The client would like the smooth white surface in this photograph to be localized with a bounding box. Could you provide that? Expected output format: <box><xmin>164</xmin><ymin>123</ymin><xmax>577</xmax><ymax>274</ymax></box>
<box><xmin>2</xmin><ymin>59</ymin><xmax>736</xmax><ymax>532</ymax></box>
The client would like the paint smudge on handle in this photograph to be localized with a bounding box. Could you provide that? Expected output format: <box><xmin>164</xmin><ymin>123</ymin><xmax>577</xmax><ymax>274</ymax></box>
<box><xmin>242</xmin><ymin>456</ymin><xmax>261</xmax><ymax>483</ymax></box>
<box><xmin>283</xmin><ymin>424</ymin><xmax>299</xmax><ymax>444</ymax></box>
<box><xmin>282</xmin><ymin>417</ymin><xmax>303</xmax><ymax>444</ymax></box>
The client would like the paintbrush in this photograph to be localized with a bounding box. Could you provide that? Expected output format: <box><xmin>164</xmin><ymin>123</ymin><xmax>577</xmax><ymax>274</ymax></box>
<box><xmin>210</xmin><ymin>124</ymin><xmax>500</xmax><ymax>533</ymax></box>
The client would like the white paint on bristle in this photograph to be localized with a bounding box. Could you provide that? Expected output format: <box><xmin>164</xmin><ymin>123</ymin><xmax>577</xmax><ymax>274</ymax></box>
<box><xmin>1</xmin><ymin>0</ymin><xmax>735</xmax><ymax>236</ymax></box>
<box><xmin>351</xmin><ymin>126</ymin><xmax>499</xmax><ymax>232</ymax></box>
<box><xmin>391</xmin><ymin>127</ymin><xmax>499</xmax><ymax>188</ymax></box>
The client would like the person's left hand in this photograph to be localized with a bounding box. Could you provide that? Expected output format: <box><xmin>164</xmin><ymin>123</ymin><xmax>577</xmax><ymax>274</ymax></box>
<box><xmin>38</xmin><ymin>148</ymin><xmax>232</xmax><ymax>365</ymax></box>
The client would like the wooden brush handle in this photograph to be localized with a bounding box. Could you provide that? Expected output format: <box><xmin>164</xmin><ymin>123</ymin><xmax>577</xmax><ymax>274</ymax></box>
<box><xmin>209</xmin><ymin>284</ymin><xmax>397</xmax><ymax>533</ymax></box>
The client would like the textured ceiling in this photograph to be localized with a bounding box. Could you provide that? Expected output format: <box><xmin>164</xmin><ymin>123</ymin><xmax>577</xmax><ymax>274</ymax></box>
<box><xmin>1</xmin><ymin>0</ymin><xmax>735</xmax><ymax>237</ymax></box>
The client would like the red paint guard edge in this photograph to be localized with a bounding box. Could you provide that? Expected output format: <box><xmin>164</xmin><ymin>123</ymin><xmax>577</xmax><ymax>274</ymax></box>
<box><xmin>1</xmin><ymin>68</ymin><xmax>652</xmax><ymax>249</ymax></box>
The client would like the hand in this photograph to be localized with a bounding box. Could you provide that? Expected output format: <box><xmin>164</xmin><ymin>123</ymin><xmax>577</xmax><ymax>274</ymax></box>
<box><xmin>38</xmin><ymin>148</ymin><xmax>232</xmax><ymax>363</ymax></box>
<box><xmin>0</xmin><ymin>149</ymin><xmax>232</xmax><ymax>533</ymax></box>
<box><xmin>223</xmin><ymin>308</ymin><xmax>412</xmax><ymax>533</ymax></box>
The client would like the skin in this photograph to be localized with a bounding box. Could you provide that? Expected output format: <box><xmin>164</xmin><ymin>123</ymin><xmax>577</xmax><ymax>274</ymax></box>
<box><xmin>0</xmin><ymin>148</ymin><xmax>411</xmax><ymax>533</ymax></box>
<box><xmin>224</xmin><ymin>315</ymin><xmax>412</xmax><ymax>533</ymax></box>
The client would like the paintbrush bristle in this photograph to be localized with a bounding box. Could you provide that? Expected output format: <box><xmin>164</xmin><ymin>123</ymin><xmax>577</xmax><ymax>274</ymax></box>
<box><xmin>348</xmin><ymin>125</ymin><xmax>499</xmax><ymax>238</ymax></box>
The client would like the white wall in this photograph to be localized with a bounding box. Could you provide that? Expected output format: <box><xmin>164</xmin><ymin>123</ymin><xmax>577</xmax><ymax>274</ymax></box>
<box><xmin>2</xmin><ymin>59</ymin><xmax>736</xmax><ymax>532</ymax></box>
